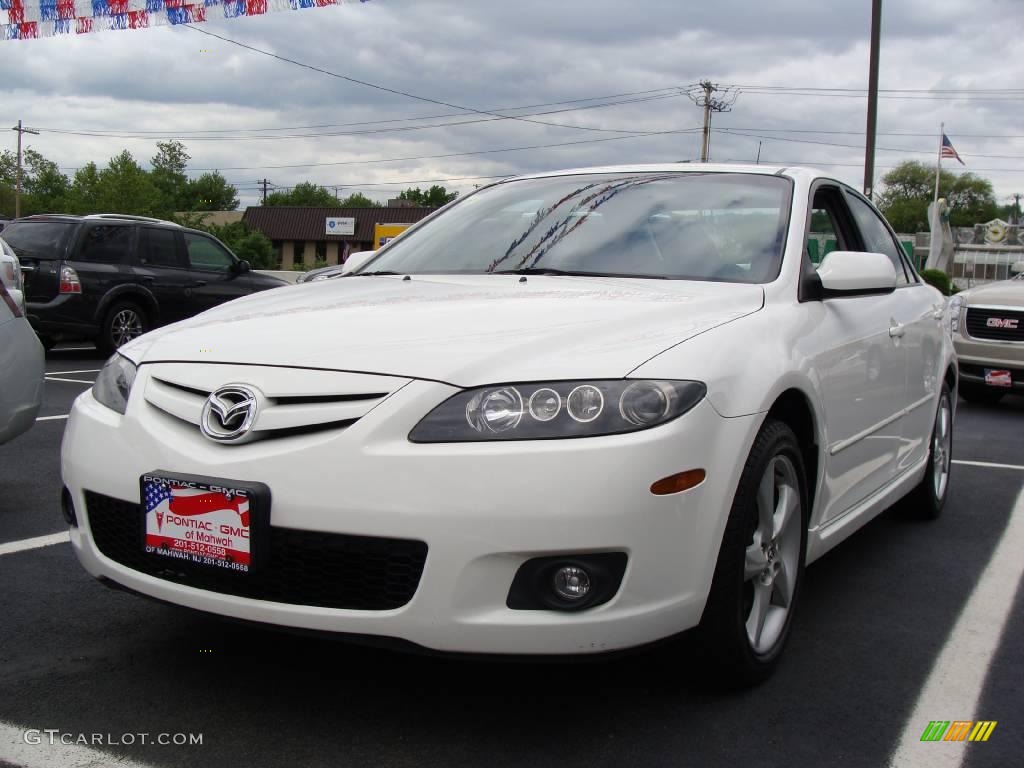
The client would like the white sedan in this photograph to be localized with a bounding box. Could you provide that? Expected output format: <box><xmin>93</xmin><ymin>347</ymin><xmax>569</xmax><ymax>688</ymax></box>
<box><xmin>62</xmin><ymin>165</ymin><xmax>955</xmax><ymax>684</ymax></box>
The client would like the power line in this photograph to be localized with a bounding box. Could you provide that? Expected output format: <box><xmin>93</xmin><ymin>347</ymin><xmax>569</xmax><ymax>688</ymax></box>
<box><xmin>31</xmin><ymin>87</ymin><xmax>689</xmax><ymax>137</ymax></box>
<box><xmin>37</xmin><ymin>92</ymin><xmax>686</xmax><ymax>142</ymax></box>
<box><xmin>182</xmin><ymin>24</ymin><xmax>680</xmax><ymax>136</ymax></box>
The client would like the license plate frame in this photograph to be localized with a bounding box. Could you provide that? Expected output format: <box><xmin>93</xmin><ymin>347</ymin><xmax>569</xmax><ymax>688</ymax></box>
<box><xmin>140</xmin><ymin>471</ymin><xmax>270</xmax><ymax>575</ymax></box>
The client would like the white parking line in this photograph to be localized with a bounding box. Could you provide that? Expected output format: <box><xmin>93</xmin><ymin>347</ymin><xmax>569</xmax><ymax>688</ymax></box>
<box><xmin>0</xmin><ymin>720</ymin><xmax>155</xmax><ymax>768</ymax></box>
<box><xmin>888</xmin><ymin>487</ymin><xmax>1024</xmax><ymax>767</ymax></box>
<box><xmin>45</xmin><ymin>377</ymin><xmax>95</xmax><ymax>385</ymax></box>
<box><xmin>0</xmin><ymin>532</ymin><xmax>69</xmax><ymax>557</ymax></box>
<box><xmin>951</xmin><ymin>459</ymin><xmax>1024</xmax><ymax>472</ymax></box>
<box><xmin>35</xmin><ymin>415</ymin><xmax>69</xmax><ymax>422</ymax></box>
<box><xmin>49</xmin><ymin>346</ymin><xmax>97</xmax><ymax>351</ymax></box>
<box><xmin>43</xmin><ymin>369</ymin><xmax>101</xmax><ymax>375</ymax></box>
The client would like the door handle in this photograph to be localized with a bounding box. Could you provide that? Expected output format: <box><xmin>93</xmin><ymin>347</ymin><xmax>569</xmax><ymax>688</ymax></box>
<box><xmin>889</xmin><ymin>324</ymin><xmax>905</xmax><ymax>338</ymax></box>
<box><xmin>192</xmin><ymin>280</ymin><xmax>207</xmax><ymax>288</ymax></box>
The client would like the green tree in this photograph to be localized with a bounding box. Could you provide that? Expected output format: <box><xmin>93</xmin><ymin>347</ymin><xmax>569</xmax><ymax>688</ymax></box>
<box><xmin>264</xmin><ymin>182</ymin><xmax>338</xmax><ymax>207</ymax></box>
<box><xmin>877</xmin><ymin>161</ymin><xmax>998</xmax><ymax>232</ymax></box>
<box><xmin>22</xmin><ymin>149</ymin><xmax>71</xmax><ymax>215</ymax></box>
<box><xmin>66</xmin><ymin>162</ymin><xmax>102</xmax><ymax>214</ymax></box>
<box><xmin>184</xmin><ymin>172</ymin><xmax>240</xmax><ymax>211</ymax></box>
<box><xmin>94</xmin><ymin>150</ymin><xmax>161</xmax><ymax>215</ymax></box>
<box><xmin>398</xmin><ymin>185</ymin><xmax>458</xmax><ymax>207</ymax></box>
<box><xmin>150</xmin><ymin>140</ymin><xmax>190</xmax><ymax>216</ymax></box>
<box><xmin>178</xmin><ymin>218</ymin><xmax>276</xmax><ymax>269</ymax></box>
<box><xmin>337</xmin><ymin>192</ymin><xmax>381</xmax><ymax>207</ymax></box>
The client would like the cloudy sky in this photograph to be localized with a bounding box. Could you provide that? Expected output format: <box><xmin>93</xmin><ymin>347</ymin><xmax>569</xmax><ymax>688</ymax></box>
<box><xmin>2</xmin><ymin>0</ymin><xmax>1022</xmax><ymax>209</ymax></box>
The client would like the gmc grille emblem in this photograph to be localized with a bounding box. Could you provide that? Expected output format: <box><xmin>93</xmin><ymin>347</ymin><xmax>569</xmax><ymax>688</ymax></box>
<box><xmin>986</xmin><ymin>317</ymin><xmax>1019</xmax><ymax>329</ymax></box>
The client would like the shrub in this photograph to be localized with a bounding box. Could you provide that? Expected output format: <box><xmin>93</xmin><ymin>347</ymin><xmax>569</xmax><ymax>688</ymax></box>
<box><xmin>920</xmin><ymin>269</ymin><xmax>952</xmax><ymax>296</ymax></box>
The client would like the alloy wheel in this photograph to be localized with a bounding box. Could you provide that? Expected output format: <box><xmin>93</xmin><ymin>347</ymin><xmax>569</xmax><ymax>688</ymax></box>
<box><xmin>932</xmin><ymin>394</ymin><xmax>952</xmax><ymax>501</ymax></box>
<box><xmin>111</xmin><ymin>309</ymin><xmax>143</xmax><ymax>348</ymax></box>
<box><xmin>743</xmin><ymin>454</ymin><xmax>801</xmax><ymax>655</ymax></box>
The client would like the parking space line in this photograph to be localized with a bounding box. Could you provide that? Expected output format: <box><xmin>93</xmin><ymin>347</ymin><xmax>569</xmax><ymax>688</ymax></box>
<box><xmin>888</xmin><ymin>488</ymin><xmax>1024</xmax><ymax>767</ymax></box>
<box><xmin>44</xmin><ymin>377</ymin><xmax>95</xmax><ymax>385</ymax></box>
<box><xmin>43</xmin><ymin>369</ymin><xmax>101</xmax><ymax>375</ymax></box>
<box><xmin>48</xmin><ymin>347</ymin><xmax>97</xmax><ymax>351</ymax></box>
<box><xmin>951</xmin><ymin>459</ymin><xmax>1024</xmax><ymax>472</ymax></box>
<box><xmin>0</xmin><ymin>720</ymin><xmax>155</xmax><ymax>768</ymax></box>
<box><xmin>0</xmin><ymin>532</ymin><xmax>70</xmax><ymax>557</ymax></box>
<box><xmin>35</xmin><ymin>415</ymin><xmax>69</xmax><ymax>422</ymax></box>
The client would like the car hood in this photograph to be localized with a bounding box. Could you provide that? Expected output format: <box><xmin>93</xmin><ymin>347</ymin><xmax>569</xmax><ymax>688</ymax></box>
<box><xmin>121</xmin><ymin>275</ymin><xmax>764</xmax><ymax>385</ymax></box>
<box><xmin>961</xmin><ymin>279</ymin><xmax>1024</xmax><ymax>307</ymax></box>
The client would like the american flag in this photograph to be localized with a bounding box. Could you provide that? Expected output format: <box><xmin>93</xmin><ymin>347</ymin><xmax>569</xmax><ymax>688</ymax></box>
<box><xmin>144</xmin><ymin>480</ymin><xmax>173</xmax><ymax>514</ymax></box>
<box><xmin>941</xmin><ymin>133</ymin><xmax>965</xmax><ymax>165</ymax></box>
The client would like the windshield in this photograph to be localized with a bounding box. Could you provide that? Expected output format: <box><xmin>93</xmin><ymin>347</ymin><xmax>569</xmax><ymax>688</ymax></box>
<box><xmin>362</xmin><ymin>172</ymin><xmax>792</xmax><ymax>282</ymax></box>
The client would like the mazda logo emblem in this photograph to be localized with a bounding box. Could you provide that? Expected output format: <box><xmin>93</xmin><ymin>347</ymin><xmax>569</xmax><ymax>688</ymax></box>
<box><xmin>200</xmin><ymin>385</ymin><xmax>260</xmax><ymax>444</ymax></box>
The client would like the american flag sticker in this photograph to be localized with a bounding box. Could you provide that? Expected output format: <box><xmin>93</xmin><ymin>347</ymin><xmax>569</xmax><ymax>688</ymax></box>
<box><xmin>142</xmin><ymin>475</ymin><xmax>254</xmax><ymax>572</ymax></box>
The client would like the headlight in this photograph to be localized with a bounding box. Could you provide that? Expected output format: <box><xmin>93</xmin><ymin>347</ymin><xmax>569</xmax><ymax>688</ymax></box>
<box><xmin>409</xmin><ymin>380</ymin><xmax>706</xmax><ymax>442</ymax></box>
<box><xmin>92</xmin><ymin>354</ymin><xmax>137</xmax><ymax>415</ymax></box>
<box><xmin>947</xmin><ymin>295</ymin><xmax>964</xmax><ymax>335</ymax></box>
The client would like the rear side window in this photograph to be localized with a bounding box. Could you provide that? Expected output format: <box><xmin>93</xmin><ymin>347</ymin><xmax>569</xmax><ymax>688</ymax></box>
<box><xmin>76</xmin><ymin>225</ymin><xmax>134</xmax><ymax>264</ymax></box>
<box><xmin>844</xmin><ymin>193</ymin><xmax>911</xmax><ymax>285</ymax></box>
<box><xmin>1</xmin><ymin>221</ymin><xmax>76</xmax><ymax>259</ymax></box>
<box><xmin>185</xmin><ymin>233</ymin><xmax>234</xmax><ymax>272</ymax></box>
<box><xmin>139</xmin><ymin>227</ymin><xmax>183</xmax><ymax>268</ymax></box>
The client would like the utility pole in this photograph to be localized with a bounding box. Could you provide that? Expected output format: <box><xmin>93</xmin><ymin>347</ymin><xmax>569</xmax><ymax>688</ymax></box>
<box><xmin>11</xmin><ymin>120</ymin><xmax>40</xmax><ymax>219</ymax></box>
<box><xmin>686</xmin><ymin>82</ymin><xmax>739</xmax><ymax>162</ymax></box>
<box><xmin>863</xmin><ymin>0</ymin><xmax>883</xmax><ymax>199</ymax></box>
<box><xmin>260</xmin><ymin>178</ymin><xmax>269</xmax><ymax>204</ymax></box>
<box><xmin>1009</xmin><ymin>193</ymin><xmax>1022</xmax><ymax>225</ymax></box>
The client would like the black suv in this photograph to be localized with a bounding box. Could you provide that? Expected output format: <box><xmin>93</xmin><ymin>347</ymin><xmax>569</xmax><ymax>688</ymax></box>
<box><xmin>2</xmin><ymin>214</ymin><xmax>286</xmax><ymax>354</ymax></box>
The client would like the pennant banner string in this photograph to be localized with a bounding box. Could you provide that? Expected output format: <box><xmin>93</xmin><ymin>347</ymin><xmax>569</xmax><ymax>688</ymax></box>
<box><xmin>2</xmin><ymin>0</ymin><xmax>372</xmax><ymax>41</ymax></box>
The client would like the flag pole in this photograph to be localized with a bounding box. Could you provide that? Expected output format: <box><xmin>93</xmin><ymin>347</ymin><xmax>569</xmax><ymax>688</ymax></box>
<box><xmin>933</xmin><ymin>122</ymin><xmax>943</xmax><ymax>208</ymax></box>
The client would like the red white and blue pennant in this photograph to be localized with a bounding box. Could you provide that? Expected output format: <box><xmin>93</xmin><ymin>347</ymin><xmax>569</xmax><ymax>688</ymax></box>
<box><xmin>2</xmin><ymin>0</ymin><xmax>371</xmax><ymax>40</ymax></box>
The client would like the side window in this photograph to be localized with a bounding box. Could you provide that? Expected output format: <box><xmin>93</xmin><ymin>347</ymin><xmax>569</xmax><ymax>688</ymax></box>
<box><xmin>185</xmin><ymin>233</ymin><xmax>234</xmax><ymax>272</ymax></box>
<box><xmin>807</xmin><ymin>207</ymin><xmax>840</xmax><ymax>266</ymax></box>
<box><xmin>139</xmin><ymin>228</ymin><xmax>183</xmax><ymax>268</ymax></box>
<box><xmin>844</xmin><ymin>192</ymin><xmax>911</xmax><ymax>285</ymax></box>
<box><xmin>76</xmin><ymin>225</ymin><xmax>134</xmax><ymax>264</ymax></box>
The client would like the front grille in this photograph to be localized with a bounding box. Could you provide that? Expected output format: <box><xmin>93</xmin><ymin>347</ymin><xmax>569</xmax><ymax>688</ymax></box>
<box><xmin>965</xmin><ymin>307</ymin><xmax>1024</xmax><ymax>342</ymax></box>
<box><xmin>85</xmin><ymin>491</ymin><xmax>427</xmax><ymax>611</ymax></box>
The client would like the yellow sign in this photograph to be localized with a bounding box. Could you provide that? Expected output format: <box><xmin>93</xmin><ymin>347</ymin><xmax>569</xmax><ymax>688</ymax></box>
<box><xmin>373</xmin><ymin>223</ymin><xmax>412</xmax><ymax>250</ymax></box>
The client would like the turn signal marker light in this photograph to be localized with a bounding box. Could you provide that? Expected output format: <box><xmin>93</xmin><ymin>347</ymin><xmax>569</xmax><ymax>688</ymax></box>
<box><xmin>650</xmin><ymin>469</ymin><xmax>706</xmax><ymax>496</ymax></box>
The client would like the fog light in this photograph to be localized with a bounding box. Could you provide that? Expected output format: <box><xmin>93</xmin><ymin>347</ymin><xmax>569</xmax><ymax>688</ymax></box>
<box><xmin>552</xmin><ymin>566</ymin><xmax>591</xmax><ymax>601</ymax></box>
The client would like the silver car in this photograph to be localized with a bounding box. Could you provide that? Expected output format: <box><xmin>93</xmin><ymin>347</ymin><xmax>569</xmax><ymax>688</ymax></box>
<box><xmin>0</xmin><ymin>237</ymin><xmax>45</xmax><ymax>444</ymax></box>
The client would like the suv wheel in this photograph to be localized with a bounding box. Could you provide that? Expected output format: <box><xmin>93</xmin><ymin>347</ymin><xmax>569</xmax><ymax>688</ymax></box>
<box><xmin>98</xmin><ymin>301</ymin><xmax>148</xmax><ymax>355</ymax></box>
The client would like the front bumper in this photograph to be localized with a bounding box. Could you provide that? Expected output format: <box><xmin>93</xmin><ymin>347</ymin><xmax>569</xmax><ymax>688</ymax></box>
<box><xmin>62</xmin><ymin>370</ymin><xmax>761</xmax><ymax>655</ymax></box>
<box><xmin>953</xmin><ymin>334</ymin><xmax>1024</xmax><ymax>391</ymax></box>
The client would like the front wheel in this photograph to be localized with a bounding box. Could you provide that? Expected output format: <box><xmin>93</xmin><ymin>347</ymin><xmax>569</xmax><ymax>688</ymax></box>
<box><xmin>696</xmin><ymin>419</ymin><xmax>808</xmax><ymax>687</ymax></box>
<box><xmin>902</xmin><ymin>384</ymin><xmax>953</xmax><ymax>520</ymax></box>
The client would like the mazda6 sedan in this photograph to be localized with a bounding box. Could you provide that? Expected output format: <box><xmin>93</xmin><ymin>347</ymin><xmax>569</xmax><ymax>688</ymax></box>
<box><xmin>62</xmin><ymin>165</ymin><xmax>956</xmax><ymax>685</ymax></box>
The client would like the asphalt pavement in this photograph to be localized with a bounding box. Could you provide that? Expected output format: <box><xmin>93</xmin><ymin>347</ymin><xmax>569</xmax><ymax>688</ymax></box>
<box><xmin>0</xmin><ymin>344</ymin><xmax>1021</xmax><ymax>768</ymax></box>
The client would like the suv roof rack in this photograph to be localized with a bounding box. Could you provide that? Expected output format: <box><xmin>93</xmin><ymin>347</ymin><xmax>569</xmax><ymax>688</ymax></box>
<box><xmin>83</xmin><ymin>214</ymin><xmax>180</xmax><ymax>226</ymax></box>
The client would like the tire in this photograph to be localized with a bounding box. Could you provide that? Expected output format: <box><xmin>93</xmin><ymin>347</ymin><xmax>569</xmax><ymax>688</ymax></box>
<box><xmin>902</xmin><ymin>384</ymin><xmax>953</xmax><ymax>520</ymax></box>
<box><xmin>696</xmin><ymin>419</ymin><xmax>808</xmax><ymax>687</ymax></box>
<box><xmin>96</xmin><ymin>301</ymin><xmax>148</xmax><ymax>356</ymax></box>
<box><xmin>958</xmin><ymin>382</ymin><xmax>1004</xmax><ymax>405</ymax></box>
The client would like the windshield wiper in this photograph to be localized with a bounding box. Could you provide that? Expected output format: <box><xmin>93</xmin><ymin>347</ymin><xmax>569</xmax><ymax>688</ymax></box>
<box><xmin>345</xmin><ymin>270</ymin><xmax>404</xmax><ymax>277</ymax></box>
<box><xmin>493</xmin><ymin>267</ymin><xmax>667</xmax><ymax>279</ymax></box>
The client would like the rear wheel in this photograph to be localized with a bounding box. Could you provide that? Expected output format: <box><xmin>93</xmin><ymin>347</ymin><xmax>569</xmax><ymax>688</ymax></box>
<box><xmin>96</xmin><ymin>301</ymin><xmax>147</xmax><ymax>356</ymax></box>
<box><xmin>696</xmin><ymin>420</ymin><xmax>808</xmax><ymax>687</ymax></box>
<box><xmin>958</xmin><ymin>382</ymin><xmax>1004</xmax><ymax>405</ymax></box>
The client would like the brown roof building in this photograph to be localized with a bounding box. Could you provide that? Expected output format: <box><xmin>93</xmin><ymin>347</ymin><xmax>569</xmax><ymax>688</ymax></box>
<box><xmin>242</xmin><ymin>205</ymin><xmax>437</xmax><ymax>269</ymax></box>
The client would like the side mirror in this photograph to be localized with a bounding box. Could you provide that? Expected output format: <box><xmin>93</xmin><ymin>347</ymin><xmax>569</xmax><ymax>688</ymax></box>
<box><xmin>232</xmin><ymin>259</ymin><xmax>251</xmax><ymax>275</ymax></box>
<box><xmin>340</xmin><ymin>250</ymin><xmax>375</xmax><ymax>275</ymax></box>
<box><xmin>817</xmin><ymin>251</ymin><xmax>897</xmax><ymax>297</ymax></box>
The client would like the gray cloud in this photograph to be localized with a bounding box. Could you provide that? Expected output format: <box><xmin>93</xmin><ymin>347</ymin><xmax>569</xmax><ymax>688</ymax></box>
<box><xmin>1</xmin><ymin>0</ymin><xmax>1021</xmax><ymax>209</ymax></box>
